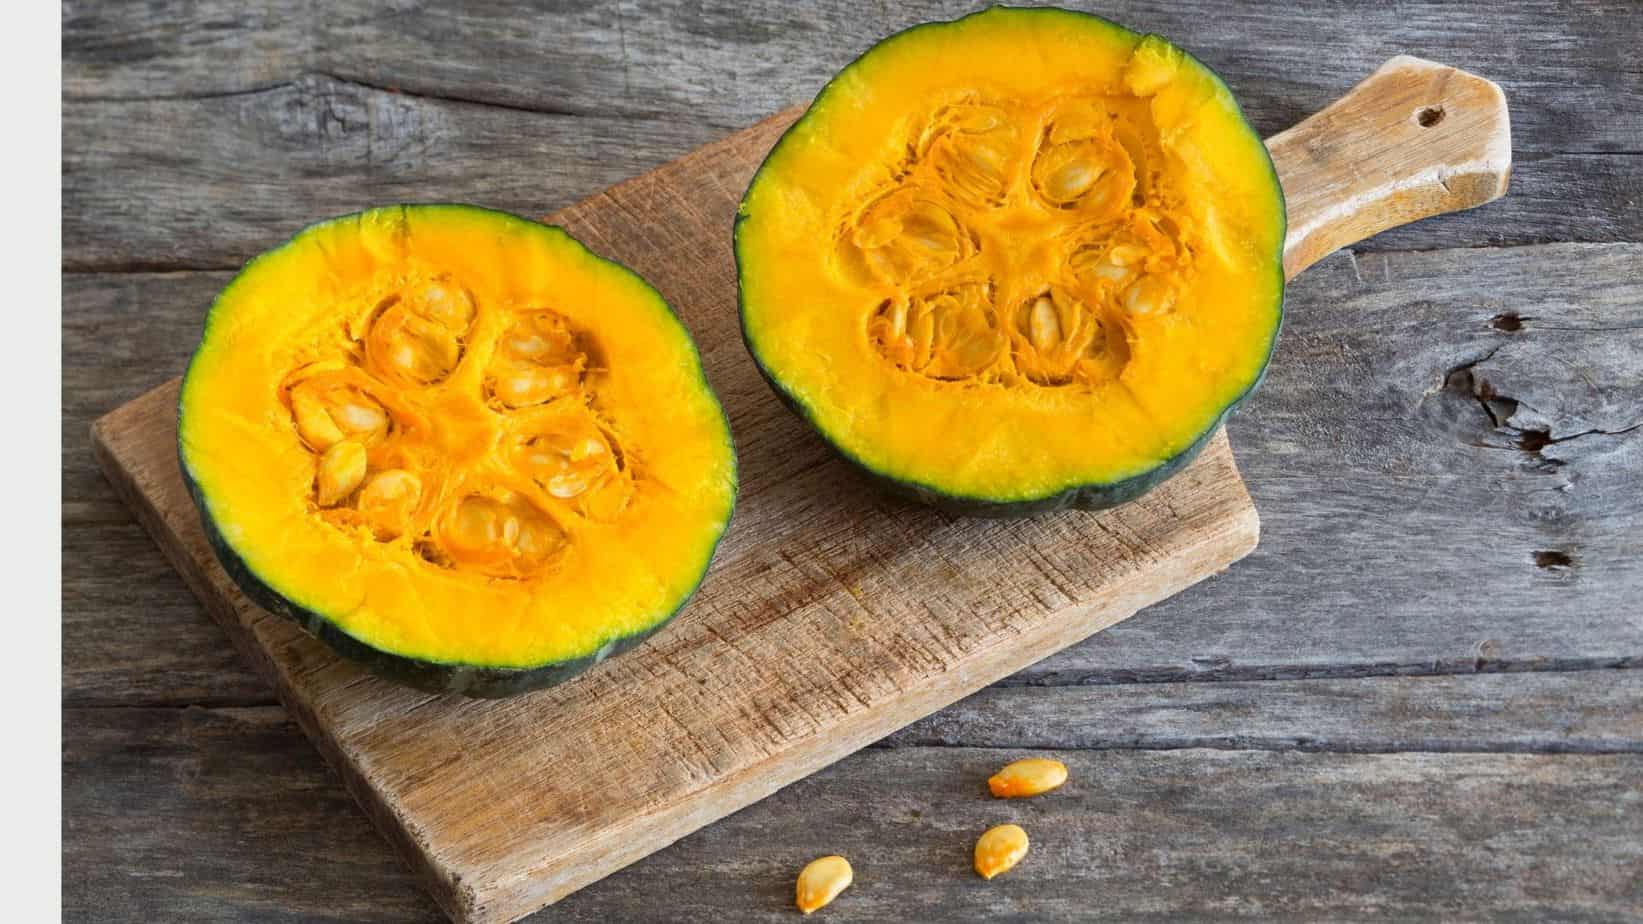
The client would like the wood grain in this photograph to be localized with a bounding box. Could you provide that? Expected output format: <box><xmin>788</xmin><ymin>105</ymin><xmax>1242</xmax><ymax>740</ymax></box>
<box><xmin>62</xmin><ymin>0</ymin><xmax>1643</xmax><ymax>272</ymax></box>
<box><xmin>60</xmin><ymin>80</ymin><xmax>1643</xmax><ymax>271</ymax></box>
<box><xmin>1033</xmin><ymin>241</ymin><xmax>1643</xmax><ymax>683</ymax></box>
<box><xmin>1271</xmin><ymin>56</ymin><xmax>1510</xmax><ymax>278</ymax></box>
<box><xmin>887</xmin><ymin>671</ymin><xmax>1643</xmax><ymax>754</ymax></box>
<box><xmin>64</xmin><ymin>691</ymin><xmax>1643</xmax><ymax>922</ymax></box>
<box><xmin>62</xmin><ymin>0</ymin><xmax>1643</xmax><ymax>153</ymax></box>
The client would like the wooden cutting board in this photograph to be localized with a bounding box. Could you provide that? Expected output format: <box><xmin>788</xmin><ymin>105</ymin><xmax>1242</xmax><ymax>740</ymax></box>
<box><xmin>91</xmin><ymin>56</ymin><xmax>1508</xmax><ymax>924</ymax></box>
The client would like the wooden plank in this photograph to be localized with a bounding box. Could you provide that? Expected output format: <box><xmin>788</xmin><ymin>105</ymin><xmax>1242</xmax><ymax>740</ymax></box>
<box><xmin>61</xmin><ymin>79</ymin><xmax>722</xmax><ymax>271</ymax></box>
<box><xmin>63</xmin><ymin>523</ymin><xmax>269</xmax><ymax>706</ymax></box>
<box><xmin>887</xmin><ymin>671</ymin><xmax>1643</xmax><ymax>754</ymax></box>
<box><xmin>63</xmin><ymin>0</ymin><xmax>1643</xmax><ymax>153</ymax></box>
<box><xmin>64</xmin><ymin>243</ymin><xmax>1643</xmax><ymax>706</ymax></box>
<box><xmin>63</xmin><ymin>705</ymin><xmax>442</xmax><ymax>923</ymax></box>
<box><xmin>64</xmin><ymin>696</ymin><xmax>1643</xmax><ymax>922</ymax></box>
<box><xmin>62</xmin><ymin>271</ymin><xmax>231</xmax><ymax>525</ymax></box>
<box><xmin>61</xmin><ymin>78</ymin><xmax>1643</xmax><ymax>272</ymax></box>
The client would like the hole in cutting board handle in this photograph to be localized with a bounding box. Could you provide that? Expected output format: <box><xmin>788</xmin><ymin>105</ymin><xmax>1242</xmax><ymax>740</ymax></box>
<box><xmin>1417</xmin><ymin>105</ymin><xmax>1446</xmax><ymax>127</ymax></box>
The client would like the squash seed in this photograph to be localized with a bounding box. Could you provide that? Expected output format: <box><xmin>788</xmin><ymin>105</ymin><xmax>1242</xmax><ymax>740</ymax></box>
<box><xmin>795</xmin><ymin>855</ymin><xmax>853</xmax><ymax>915</ymax></box>
<box><xmin>372</xmin><ymin>307</ymin><xmax>463</xmax><ymax>384</ymax></box>
<box><xmin>1107</xmin><ymin>243</ymin><xmax>1148</xmax><ymax>266</ymax></box>
<box><xmin>1123</xmin><ymin>275</ymin><xmax>1176</xmax><ymax>317</ymax></box>
<box><xmin>547</xmin><ymin>472</ymin><xmax>589</xmax><ymax>499</ymax></box>
<box><xmin>450</xmin><ymin>496</ymin><xmax>500</xmax><ymax>548</ymax></box>
<box><xmin>987</xmin><ymin>758</ymin><xmax>1068</xmax><ymax>798</ymax></box>
<box><xmin>335</xmin><ymin>401</ymin><xmax>387</xmax><ymax>434</ymax></box>
<box><xmin>1046</xmin><ymin>160</ymin><xmax>1099</xmax><ymax>202</ymax></box>
<box><xmin>413</xmin><ymin>279</ymin><xmax>475</xmax><ymax>331</ymax></box>
<box><xmin>885</xmin><ymin>300</ymin><xmax>908</xmax><ymax>341</ymax></box>
<box><xmin>508</xmin><ymin>334</ymin><xmax>551</xmax><ymax>358</ymax></box>
<box><xmin>1028</xmin><ymin>296</ymin><xmax>1061</xmax><ymax>351</ymax></box>
<box><xmin>974</xmin><ymin>823</ymin><xmax>1029</xmax><ymax>880</ymax></box>
<box><xmin>316</xmin><ymin>441</ymin><xmax>367</xmax><ymax>507</ymax></box>
<box><xmin>1088</xmin><ymin>259</ymin><xmax>1134</xmax><ymax>285</ymax></box>
<box><xmin>292</xmin><ymin>391</ymin><xmax>345</xmax><ymax>450</ymax></box>
<box><xmin>358</xmin><ymin>469</ymin><xmax>420</xmax><ymax>508</ymax></box>
<box><xmin>496</xmin><ymin>367</ymin><xmax>554</xmax><ymax>407</ymax></box>
<box><xmin>952</xmin><ymin>104</ymin><xmax>1005</xmax><ymax>134</ymax></box>
<box><xmin>357</xmin><ymin>469</ymin><xmax>421</xmax><ymax>539</ymax></box>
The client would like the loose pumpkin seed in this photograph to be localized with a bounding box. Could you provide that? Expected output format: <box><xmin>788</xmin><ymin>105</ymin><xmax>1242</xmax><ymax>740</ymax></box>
<box><xmin>795</xmin><ymin>855</ymin><xmax>853</xmax><ymax>915</ymax></box>
<box><xmin>974</xmin><ymin>823</ymin><xmax>1029</xmax><ymax>880</ymax></box>
<box><xmin>988</xmin><ymin>758</ymin><xmax>1068</xmax><ymax>798</ymax></box>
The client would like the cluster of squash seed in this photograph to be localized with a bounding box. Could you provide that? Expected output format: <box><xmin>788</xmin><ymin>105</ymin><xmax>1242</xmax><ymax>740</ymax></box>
<box><xmin>794</xmin><ymin>756</ymin><xmax>1070</xmax><ymax>914</ymax></box>
<box><xmin>280</xmin><ymin>276</ymin><xmax>635</xmax><ymax>580</ymax></box>
<box><xmin>841</xmin><ymin>94</ymin><xmax>1193</xmax><ymax>389</ymax></box>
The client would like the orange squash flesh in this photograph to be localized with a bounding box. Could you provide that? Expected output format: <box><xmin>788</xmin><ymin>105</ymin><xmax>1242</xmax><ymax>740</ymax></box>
<box><xmin>737</xmin><ymin>8</ymin><xmax>1285</xmax><ymax>510</ymax></box>
<box><xmin>179</xmin><ymin>205</ymin><xmax>736</xmax><ymax>693</ymax></box>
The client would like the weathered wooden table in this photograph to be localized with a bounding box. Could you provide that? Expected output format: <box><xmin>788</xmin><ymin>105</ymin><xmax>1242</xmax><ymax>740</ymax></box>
<box><xmin>62</xmin><ymin>2</ymin><xmax>1642</xmax><ymax>920</ymax></box>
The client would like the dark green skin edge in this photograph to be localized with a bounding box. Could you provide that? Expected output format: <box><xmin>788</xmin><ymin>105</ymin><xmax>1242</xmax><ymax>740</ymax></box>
<box><xmin>179</xmin><ymin>203</ymin><xmax>736</xmax><ymax>698</ymax></box>
<box><xmin>734</xmin><ymin>6</ymin><xmax>1286</xmax><ymax>517</ymax></box>
<box><xmin>179</xmin><ymin>459</ymin><xmax>677</xmax><ymax>697</ymax></box>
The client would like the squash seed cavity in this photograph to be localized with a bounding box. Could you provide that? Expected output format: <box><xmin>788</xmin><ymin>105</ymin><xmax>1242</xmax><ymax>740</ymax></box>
<box><xmin>844</xmin><ymin>92</ymin><xmax>1192</xmax><ymax>388</ymax></box>
<box><xmin>484</xmin><ymin>309</ymin><xmax>588</xmax><ymax>410</ymax></box>
<box><xmin>436</xmin><ymin>490</ymin><xmax>568</xmax><ymax>579</ymax></box>
<box><xmin>282</xmin><ymin>278</ymin><xmax>636</xmax><ymax>578</ymax></box>
<box><xmin>363</xmin><ymin>277</ymin><xmax>476</xmax><ymax>387</ymax></box>
<box><xmin>511</xmin><ymin>407</ymin><xmax>635</xmax><ymax>523</ymax></box>
<box><xmin>1009</xmin><ymin>287</ymin><xmax>1131</xmax><ymax>387</ymax></box>
<box><xmin>869</xmin><ymin>283</ymin><xmax>1005</xmax><ymax>381</ymax></box>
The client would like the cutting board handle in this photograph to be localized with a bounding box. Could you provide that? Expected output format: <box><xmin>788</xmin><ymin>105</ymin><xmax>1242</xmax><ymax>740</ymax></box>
<box><xmin>1268</xmin><ymin>55</ymin><xmax>1512</xmax><ymax>280</ymax></box>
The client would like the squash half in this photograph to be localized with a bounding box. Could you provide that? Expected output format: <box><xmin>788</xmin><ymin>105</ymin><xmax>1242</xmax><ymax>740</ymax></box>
<box><xmin>736</xmin><ymin>7</ymin><xmax>1285</xmax><ymax>513</ymax></box>
<box><xmin>179</xmin><ymin>205</ymin><xmax>737</xmax><ymax>696</ymax></box>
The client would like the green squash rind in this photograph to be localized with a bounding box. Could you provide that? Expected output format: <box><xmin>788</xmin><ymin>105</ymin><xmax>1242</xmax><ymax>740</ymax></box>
<box><xmin>179</xmin><ymin>203</ymin><xmax>737</xmax><ymax>698</ymax></box>
<box><xmin>734</xmin><ymin>6</ymin><xmax>1286</xmax><ymax>516</ymax></box>
<box><xmin>180</xmin><ymin>464</ymin><xmax>687</xmax><ymax>697</ymax></box>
